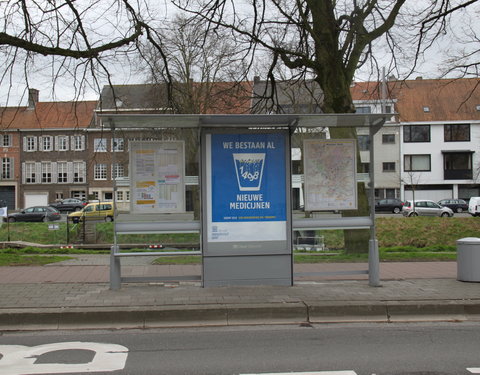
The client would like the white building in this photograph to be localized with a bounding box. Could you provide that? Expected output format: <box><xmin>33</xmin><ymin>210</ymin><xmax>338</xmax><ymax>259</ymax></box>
<box><xmin>353</xmin><ymin>77</ymin><xmax>480</xmax><ymax>201</ymax></box>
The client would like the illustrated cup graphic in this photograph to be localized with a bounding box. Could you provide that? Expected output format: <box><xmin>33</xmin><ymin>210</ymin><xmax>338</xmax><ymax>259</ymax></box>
<box><xmin>233</xmin><ymin>153</ymin><xmax>265</xmax><ymax>191</ymax></box>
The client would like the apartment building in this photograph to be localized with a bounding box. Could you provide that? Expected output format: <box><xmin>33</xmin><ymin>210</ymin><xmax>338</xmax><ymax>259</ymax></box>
<box><xmin>0</xmin><ymin>89</ymin><xmax>97</xmax><ymax>209</ymax></box>
<box><xmin>396</xmin><ymin>78</ymin><xmax>480</xmax><ymax>201</ymax></box>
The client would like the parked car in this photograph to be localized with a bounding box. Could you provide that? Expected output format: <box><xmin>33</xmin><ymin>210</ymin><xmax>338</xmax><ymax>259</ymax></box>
<box><xmin>68</xmin><ymin>202</ymin><xmax>114</xmax><ymax>223</ymax></box>
<box><xmin>468</xmin><ymin>197</ymin><xmax>480</xmax><ymax>217</ymax></box>
<box><xmin>375</xmin><ymin>198</ymin><xmax>404</xmax><ymax>214</ymax></box>
<box><xmin>49</xmin><ymin>198</ymin><xmax>87</xmax><ymax>212</ymax></box>
<box><xmin>438</xmin><ymin>199</ymin><xmax>468</xmax><ymax>213</ymax></box>
<box><xmin>6</xmin><ymin>206</ymin><xmax>61</xmax><ymax>222</ymax></box>
<box><xmin>402</xmin><ymin>200</ymin><xmax>454</xmax><ymax>217</ymax></box>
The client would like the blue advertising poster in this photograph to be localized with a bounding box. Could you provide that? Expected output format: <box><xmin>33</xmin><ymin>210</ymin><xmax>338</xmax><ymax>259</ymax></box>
<box><xmin>209</xmin><ymin>133</ymin><xmax>286</xmax><ymax>234</ymax></box>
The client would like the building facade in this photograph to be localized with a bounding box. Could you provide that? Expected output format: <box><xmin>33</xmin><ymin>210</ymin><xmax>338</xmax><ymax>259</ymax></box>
<box><xmin>0</xmin><ymin>89</ymin><xmax>96</xmax><ymax>209</ymax></box>
<box><xmin>396</xmin><ymin>78</ymin><xmax>480</xmax><ymax>201</ymax></box>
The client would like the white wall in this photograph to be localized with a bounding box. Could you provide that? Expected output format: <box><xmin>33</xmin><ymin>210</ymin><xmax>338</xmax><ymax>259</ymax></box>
<box><xmin>404</xmin><ymin>189</ymin><xmax>452</xmax><ymax>202</ymax></box>
<box><xmin>401</xmin><ymin>121</ymin><xmax>480</xmax><ymax>188</ymax></box>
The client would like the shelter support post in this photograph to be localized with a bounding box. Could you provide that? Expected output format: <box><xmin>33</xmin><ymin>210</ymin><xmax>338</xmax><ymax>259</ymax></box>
<box><xmin>368</xmin><ymin>124</ymin><xmax>381</xmax><ymax>287</ymax></box>
<box><xmin>368</xmin><ymin>239</ymin><xmax>380</xmax><ymax>286</ymax></box>
<box><xmin>110</xmin><ymin>245</ymin><xmax>121</xmax><ymax>290</ymax></box>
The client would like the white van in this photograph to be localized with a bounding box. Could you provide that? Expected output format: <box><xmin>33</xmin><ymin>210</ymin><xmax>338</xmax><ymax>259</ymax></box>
<box><xmin>468</xmin><ymin>197</ymin><xmax>480</xmax><ymax>217</ymax></box>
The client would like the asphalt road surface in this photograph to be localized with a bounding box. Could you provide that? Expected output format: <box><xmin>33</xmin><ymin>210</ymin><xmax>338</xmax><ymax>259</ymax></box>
<box><xmin>1</xmin><ymin>322</ymin><xmax>480</xmax><ymax>374</ymax></box>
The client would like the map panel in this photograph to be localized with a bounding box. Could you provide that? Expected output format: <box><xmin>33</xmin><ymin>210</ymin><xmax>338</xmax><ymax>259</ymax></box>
<box><xmin>303</xmin><ymin>139</ymin><xmax>357</xmax><ymax>211</ymax></box>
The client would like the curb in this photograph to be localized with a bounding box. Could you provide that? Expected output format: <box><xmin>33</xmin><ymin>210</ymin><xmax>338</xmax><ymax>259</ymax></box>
<box><xmin>1</xmin><ymin>301</ymin><xmax>480</xmax><ymax>331</ymax></box>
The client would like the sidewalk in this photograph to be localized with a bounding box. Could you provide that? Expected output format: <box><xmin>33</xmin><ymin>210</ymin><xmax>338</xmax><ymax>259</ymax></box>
<box><xmin>0</xmin><ymin>256</ymin><xmax>479</xmax><ymax>331</ymax></box>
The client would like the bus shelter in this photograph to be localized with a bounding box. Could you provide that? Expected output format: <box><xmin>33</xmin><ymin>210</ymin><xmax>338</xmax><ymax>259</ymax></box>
<box><xmin>100</xmin><ymin>113</ymin><xmax>387</xmax><ymax>289</ymax></box>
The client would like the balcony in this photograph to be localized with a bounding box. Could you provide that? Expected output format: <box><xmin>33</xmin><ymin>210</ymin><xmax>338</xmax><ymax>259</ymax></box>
<box><xmin>444</xmin><ymin>169</ymin><xmax>472</xmax><ymax>180</ymax></box>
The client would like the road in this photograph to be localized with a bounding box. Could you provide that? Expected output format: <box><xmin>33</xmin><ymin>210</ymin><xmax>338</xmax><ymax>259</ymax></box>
<box><xmin>1</xmin><ymin>323</ymin><xmax>480</xmax><ymax>374</ymax></box>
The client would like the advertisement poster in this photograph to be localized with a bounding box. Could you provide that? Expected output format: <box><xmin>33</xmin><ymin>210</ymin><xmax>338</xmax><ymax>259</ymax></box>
<box><xmin>130</xmin><ymin>141</ymin><xmax>185</xmax><ymax>213</ymax></box>
<box><xmin>206</xmin><ymin>132</ymin><xmax>287</xmax><ymax>242</ymax></box>
<box><xmin>303</xmin><ymin>139</ymin><xmax>357</xmax><ymax>211</ymax></box>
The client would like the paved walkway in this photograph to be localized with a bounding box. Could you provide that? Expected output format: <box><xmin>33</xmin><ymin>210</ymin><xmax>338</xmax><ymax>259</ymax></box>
<box><xmin>1</xmin><ymin>256</ymin><xmax>479</xmax><ymax>331</ymax></box>
<box><xmin>0</xmin><ymin>254</ymin><xmax>459</xmax><ymax>283</ymax></box>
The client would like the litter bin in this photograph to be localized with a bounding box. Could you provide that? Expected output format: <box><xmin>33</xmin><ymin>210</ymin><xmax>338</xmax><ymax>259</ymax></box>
<box><xmin>457</xmin><ymin>237</ymin><xmax>480</xmax><ymax>282</ymax></box>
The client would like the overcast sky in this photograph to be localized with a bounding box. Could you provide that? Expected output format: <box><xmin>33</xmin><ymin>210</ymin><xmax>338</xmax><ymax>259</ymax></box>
<box><xmin>1</xmin><ymin>1</ymin><xmax>478</xmax><ymax>106</ymax></box>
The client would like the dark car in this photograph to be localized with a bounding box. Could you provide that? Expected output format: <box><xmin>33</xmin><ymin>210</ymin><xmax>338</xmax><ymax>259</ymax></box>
<box><xmin>7</xmin><ymin>206</ymin><xmax>61</xmax><ymax>222</ymax></box>
<box><xmin>375</xmin><ymin>198</ymin><xmax>404</xmax><ymax>214</ymax></box>
<box><xmin>438</xmin><ymin>199</ymin><xmax>468</xmax><ymax>213</ymax></box>
<box><xmin>49</xmin><ymin>198</ymin><xmax>87</xmax><ymax>212</ymax></box>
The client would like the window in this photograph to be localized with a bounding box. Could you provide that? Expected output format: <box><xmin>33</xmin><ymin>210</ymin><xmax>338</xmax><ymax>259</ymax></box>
<box><xmin>73</xmin><ymin>162</ymin><xmax>85</xmax><ymax>183</ymax></box>
<box><xmin>443</xmin><ymin>152</ymin><xmax>473</xmax><ymax>180</ymax></box>
<box><xmin>55</xmin><ymin>135</ymin><xmax>68</xmax><ymax>151</ymax></box>
<box><xmin>357</xmin><ymin>135</ymin><xmax>370</xmax><ymax>151</ymax></box>
<box><xmin>382</xmin><ymin>162</ymin><xmax>396</xmax><ymax>172</ymax></box>
<box><xmin>125</xmin><ymin>191</ymin><xmax>130</xmax><ymax>201</ymax></box>
<box><xmin>403</xmin><ymin>125</ymin><xmax>430</xmax><ymax>142</ymax></box>
<box><xmin>25</xmin><ymin>136</ymin><xmax>37</xmax><ymax>151</ymax></box>
<box><xmin>72</xmin><ymin>135</ymin><xmax>85</xmax><ymax>151</ymax></box>
<box><xmin>2</xmin><ymin>134</ymin><xmax>12</xmax><ymax>147</ymax></box>
<box><xmin>112</xmin><ymin>138</ymin><xmax>124</xmax><ymax>152</ymax></box>
<box><xmin>355</xmin><ymin>106</ymin><xmax>371</xmax><ymax>114</ymax></box>
<box><xmin>92</xmin><ymin>191</ymin><xmax>99</xmax><ymax>200</ymax></box>
<box><xmin>41</xmin><ymin>162</ymin><xmax>52</xmax><ymax>183</ymax></box>
<box><xmin>116</xmin><ymin>191</ymin><xmax>124</xmax><ymax>201</ymax></box>
<box><xmin>94</xmin><ymin>164</ymin><xmax>107</xmax><ymax>180</ymax></box>
<box><xmin>382</xmin><ymin>134</ymin><xmax>395</xmax><ymax>144</ymax></box>
<box><xmin>385</xmin><ymin>189</ymin><xmax>397</xmax><ymax>199</ymax></box>
<box><xmin>1</xmin><ymin>157</ymin><xmax>13</xmax><ymax>179</ymax></box>
<box><xmin>404</xmin><ymin>154</ymin><xmax>431</xmax><ymax>171</ymax></box>
<box><xmin>40</xmin><ymin>136</ymin><xmax>53</xmax><ymax>151</ymax></box>
<box><xmin>71</xmin><ymin>191</ymin><xmax>86</xmax><ymax>199</ymax></box>
<box><xmin>94</xmin><ymin>138</ymin><xmax>107</xmax><ymax>152</ymax></box>
<box><xmin>57</xmin><ymin>162</ymin><xmax>68</xmax><ymax>183</ymax></box>
<box><xmin>55</xmin><ymin>192</ymin><xmax>64</xmax><ymax>200</ymax></box>
<box><xmin>444</xmin><ymin>124</ymin><xmax>470</xmax><ymax>142</ymax></box>
<box><xmin>112</xmin><ymin>163</ymin><xmax>124</xmax><ymax>179</ymax></box>
<box><xmin>25</xmin><ymin>162</ymin><xmax>36</xmax><ymax>183</ymax></box>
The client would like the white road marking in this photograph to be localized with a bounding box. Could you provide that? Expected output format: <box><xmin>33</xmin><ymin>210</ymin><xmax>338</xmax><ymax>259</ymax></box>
<box><xmin>467</xmin><ymin>368</ymin><xmax>480</xmax><ymax>373</ymax></box>
<box><xmin>0</xmin><ymin>341</ymin><xmax>128</xmax><ymax>375</ymax></box>
<box><xmin>240</xmin><ymin>372</ymin><xmax>358</xmax><ymax>375</ymax></box>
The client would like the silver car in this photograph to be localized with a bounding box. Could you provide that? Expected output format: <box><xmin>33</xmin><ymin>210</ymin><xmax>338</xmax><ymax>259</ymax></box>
<box><xmin>402</xmin><ymin>200</ymin><xmax>454</xmax><ymax>217</ymax></box>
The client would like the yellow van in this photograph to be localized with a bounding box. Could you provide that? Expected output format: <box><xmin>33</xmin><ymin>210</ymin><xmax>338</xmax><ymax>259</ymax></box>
<box><xmin>68</xmin><ymin>202</ymin><xmax>114</xmax><ymax>223</ymax></box>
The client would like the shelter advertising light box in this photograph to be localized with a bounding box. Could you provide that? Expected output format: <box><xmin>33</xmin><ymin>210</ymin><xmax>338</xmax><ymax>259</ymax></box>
<box><xmin>129</xmin><ymin>141</ymin><xmax>185</xmax><ymax>213</ymax></box>
<box><xmin>205</xmin><ymin>131</ymin><xmax>288</xmax><ymax>245</ymax></box>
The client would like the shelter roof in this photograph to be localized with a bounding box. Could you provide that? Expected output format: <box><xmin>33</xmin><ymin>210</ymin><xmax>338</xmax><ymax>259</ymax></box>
<box><xmin>100</xmin><ymin>113</ymin><xmax>387</xmax><ymax>133</ymax></box>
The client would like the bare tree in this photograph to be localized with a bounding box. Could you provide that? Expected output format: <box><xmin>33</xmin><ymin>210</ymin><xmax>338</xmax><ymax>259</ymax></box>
<box><xmin>170</xmin><ymin>0</ymin><xmax>480</xmax><ymax>253</ymax></box>
<box><xmin>411</xmin><ymin>0</ymin><xmax>480</xmax><ymax>78</ymax></box>
<box><xmin>138</xmin><ymin>14</ymin><xmax>250</xmax><ymax>113</ymax></box>
<box><xmin>0</xmin><ymin>1</ymin><xmax>175</xmax><ymax>105</ymax></box>
<box><xmin>136</xmin><ymin>14</ymin><xmax>253</xmax><ymax>218</ymax></box>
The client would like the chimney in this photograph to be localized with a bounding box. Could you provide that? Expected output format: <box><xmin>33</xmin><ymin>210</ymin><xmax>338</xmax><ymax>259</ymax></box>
<box><xmin>254</xmin><ymin>76</ymin><xmax>260</xmax><ymax>84</ymax></box>
<box><xmin>28</xmin><ymin>89</ymin><xmax>39</xmax><ymax>109</ymax></box>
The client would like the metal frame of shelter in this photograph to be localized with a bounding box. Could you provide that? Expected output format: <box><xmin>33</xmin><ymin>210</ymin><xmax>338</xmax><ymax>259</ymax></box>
<box><xmin>101</xmin><ymin>113</ymin><xmax>388</xmax><ymax>289</ymax></box>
